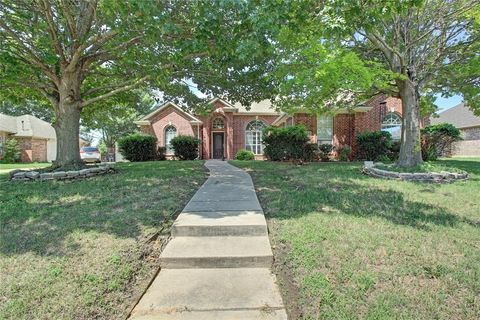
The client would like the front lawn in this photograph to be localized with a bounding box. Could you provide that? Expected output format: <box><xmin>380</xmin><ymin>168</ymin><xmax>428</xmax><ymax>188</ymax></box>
<box><xmin>0</xmin><ymin>161</ymin><xmax>206</xmax><ymax>319</ymax></box>
<box><xmin>232</xmin><ymin>158</ymin><xmax>480</xmax><ymax>319</ymax></box>
<box><xmin>0</xmin><ymin>162</ymin><xmax>51</xmax><ymax>174</ymax></box>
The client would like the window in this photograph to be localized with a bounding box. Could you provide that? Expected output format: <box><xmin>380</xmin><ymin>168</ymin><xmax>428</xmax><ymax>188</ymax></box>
<box><xmin>317</xmin><ymin>115</ymin><xmax>333</xmax><ymax>144</ymax></box>
<box><xmin>165</xmin><ymin>125</ymin><xmax>177</xmax><ymax>154</ymax></box>
<box><xmin>245</xmin><ymin>120</ymin><xmax>266</xmax><ymax>155</ymax></box>
<box><xmin>212</xmin><ymin>118</ymin><xmax>224</xmax><ymax>129</ymax></box>
<box><xmin>381</xmin><ymin>113</ymin><xmax>402</xmax><ymax>140</ymax></box>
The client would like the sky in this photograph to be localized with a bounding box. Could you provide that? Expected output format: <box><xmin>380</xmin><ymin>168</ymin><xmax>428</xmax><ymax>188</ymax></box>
<box><xmin>434</xmin><ymin>94</ymin><xmax>463</xmax><ymax>113</ymax></box>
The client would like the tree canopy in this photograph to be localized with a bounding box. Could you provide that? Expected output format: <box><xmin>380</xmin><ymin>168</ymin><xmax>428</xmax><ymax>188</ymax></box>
<box><xmin>265</xmin><ymin>0</ymin><xmax>479</xmax><ymax>166</ymax></box>
<box><xmin>0</xmin><ymin>0</ymin><xmax>275</xmax><ymax>168</ymax></box>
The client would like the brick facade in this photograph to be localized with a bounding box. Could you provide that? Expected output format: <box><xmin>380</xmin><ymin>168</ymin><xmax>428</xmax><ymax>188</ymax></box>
<box><xmin>139</xmin><ymin>95</ymin><xmax>407</xmax><ymax>160</ymax></box>
<box><xmin>139</xmin><ymin>105</ymin><xmax>200</xmax><ymax>155</ymax></box>
<box><xmin>13</xmin><ymin>137</ymin><xmax>47</xmax><ymax>162</ymax></box>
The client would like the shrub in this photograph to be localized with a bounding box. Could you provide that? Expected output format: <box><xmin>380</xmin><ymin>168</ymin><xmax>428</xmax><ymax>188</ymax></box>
<box><xmin>318</xmin><ymin>143</ymin><xmax>333</xmax><ymax>161</ymax></box>
<box><xmin>235</xmin><ymin>149</ymin><xmax>255</xmax><ymax>160</ymax></box>
<box><xmin>337</xmin><ymin>145</ymin><xmax>352</xmax><ymax>161</ymax></box>
<box><xmin>387</xmin><ymin>141</ymin><xmax>401</xmax><ymax>161</ymax></box>
<box><xmin>263</xmin><ymin>125</ymin><xmax>311</xmax><ymax>161</ymax></box>
<box><xmin>118</xmin><ymin>133</ymin><xmax>157</xmax><ymax>162</ymax></box>
<box><xmin>421</xmin><ymin>123</ymin><xmax>461</xmax><ymax>160</ymax></box>
<box><xmin>2</xmin><ymin>139</ymin><xmax>21</xmax><ymax>163</ymax></box>
<box><xmin>157</xmin><ymin>146</ymin><xmax>167</xmax><ymax>161</ymax></box>
<box><xmin>170</xmin><ymin>135</ymin><xmax>200</xmax><ymax>160</ymax></box>
<box><xmin>303</xmin><ymin>143</ymin><xmax>319</xmax><ymax>162</ymax></box>
<box><xmin>356</xmin><ymin>131</ymin><xmax>393</xmax><ymax>161</ymax></box>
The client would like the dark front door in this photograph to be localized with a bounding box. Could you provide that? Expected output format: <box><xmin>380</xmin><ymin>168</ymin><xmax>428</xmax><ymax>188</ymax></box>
<box><xmin>212</xmin><ymin>132</ymin><xmax>224</xmax><ymax>159</ymax></box>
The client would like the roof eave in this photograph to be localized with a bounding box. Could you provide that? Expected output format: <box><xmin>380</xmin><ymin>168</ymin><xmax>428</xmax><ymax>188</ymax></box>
<box><xmin>134</xmin><ymin>120</ymin><xmax>151</xmax><ymax>125</ymax></box>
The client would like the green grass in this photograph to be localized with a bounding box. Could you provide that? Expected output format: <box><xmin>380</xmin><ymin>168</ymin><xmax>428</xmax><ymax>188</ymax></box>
<box><xmin>0</xmin><ymin>161</ymin><xmax>206</xmax><ymax>319</ymax></box>
<box><xmin>231</xmin><ymin>158</ymin><xmax>480</xmax><ymax>320</ymax></box>
<box><xmin>0</xmin><ymin>162</ymin><xmax>51</xmax><ymax>174</ymax></box>
<box><xmin>375</xmin><ymin>161</ymin><xmax>466</xmax><ymax>173</ymax></box>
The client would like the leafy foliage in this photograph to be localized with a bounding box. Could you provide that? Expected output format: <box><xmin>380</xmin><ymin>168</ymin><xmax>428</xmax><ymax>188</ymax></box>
<box><xmin>0</xmin><ymin>101</ymin><xmax>54</xmax><ymax>122</ymax></box>
<box><xmin>235</xmin><ymin>149</ymin><xmax>255</xmax><ymax>161</ymax></box>
<box><xmin>157</xmin><ymin>147</ymin><xmax>167</xmax><ymax>161</ymax></box>
<box><xmin>318</xmin><ymin>143</ymin><xmax>333</xmax><ymax>162</ymax></box>
<box><xmin>263</xmin><ymin>125</ymin><xmax>312</xmax><ymax>161</ymax></box>
<box><xmin>356</xmin><ymin>131</ymin><xmax>393</xmax><ymax>161</ymax></box>
<box><xmin>421</xmin><ymin>123</ymin><xmax>462</xmax><ymax>160</ymax></box>
<box><xmin>263</xmin><ymin>0</ymin><xmax>479</xmax><ymax>166</ymax></box>
<box><xmin>117</xmin><ymin>134</ymin><xmax>157</xmax><ymax>162</ymax></box>
<box><xmin>337</xmin><ymin>145</ymin><xmax>352</xmax><ymax>162</ymax></box>
<box><xmin>0</xmin><ymin>0</ymin><xmax>277</xmax><ymax>166</ymax></box>
<box><xmin>1</xmin><ymin>139</ymin><xmax>21</xmax><ymax>163</ymax></box>
<box><xmin>170</xmin><ymin>135</ymin><xmax>200</xmax><ymax>160</ymax></box>
<box><xmin>303</xmin><ymin>143</ymin><xmax>320</xmax><ymax>162</ymax></box>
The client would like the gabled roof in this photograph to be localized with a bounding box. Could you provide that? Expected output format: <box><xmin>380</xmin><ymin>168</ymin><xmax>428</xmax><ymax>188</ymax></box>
<box><xmin>0</xmin><ymin>113</ymin><xmax>56</xmax><ymax>140</ymax></box>
<box><xmin>135</xmin><ymin>101</ymin><xmax>202</xmax><ymax>125</ymax></box>
<box><xmin>430</xmin><ymin>103</ymin><xmax>480</xmax><ymax>129</ymax></box>
<box><xmin>208</xmin><ymin>97</ymin><xmax>280</xmax><ymax>115</ymax></box>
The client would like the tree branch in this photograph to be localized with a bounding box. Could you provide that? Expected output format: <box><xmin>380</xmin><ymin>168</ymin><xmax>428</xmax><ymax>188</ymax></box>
<box><xmin>80</xmin><ymin>76</ymin><xmax>148</xmax><ymax>108</ymax></box>
<box><xmin>39</xmin><ymin>0</ymin><xmax>66</xmax><ymax>63</ymax></box>
<box><xmin>0</xmin><ymin>20</ymin><xmax>60</xmax><ymax>85</ymax></box>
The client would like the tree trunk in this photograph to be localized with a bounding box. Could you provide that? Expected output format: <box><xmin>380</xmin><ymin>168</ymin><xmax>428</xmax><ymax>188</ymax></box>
<box><xmin>52</xmin><ymin>72</ymin><xmax>84</xmax><ymax>169</ymax></box>
<box><xmin>397</xmin><ymin>78</ymin><xmax>423</xmax><ymax>167</ymax></box>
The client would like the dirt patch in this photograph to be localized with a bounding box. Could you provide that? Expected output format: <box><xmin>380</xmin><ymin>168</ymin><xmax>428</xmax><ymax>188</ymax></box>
<box><xmin>267</xmin><ymin>219</ymin><xmax>305</xmax><ymax>320</ymax></box>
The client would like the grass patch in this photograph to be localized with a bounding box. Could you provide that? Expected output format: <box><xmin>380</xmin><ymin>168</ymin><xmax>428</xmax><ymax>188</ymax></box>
<box><xmin>0</xmin><ymin>161</ymin><xmax>206</xmax><ymax>319</ymax></box>
<box><xmin>231</xmin><ymin>158</ymin><xmax>480</xmax><ymax>319</ymax></box>
<box><xmin>0</xmin><ymin>162</ymin><xmax>51</xmax><ymax>174</ymax></box>
<box><xmin>375</xmin><ymin>161</ymin><xmax>466</xmax><ymax>173</ymax></box>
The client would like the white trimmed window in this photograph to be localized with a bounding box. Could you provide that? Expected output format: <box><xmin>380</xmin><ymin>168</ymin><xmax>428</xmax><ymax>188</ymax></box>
<box><xmin>381</xmin><ymin>113</ymin><xmax>402</xmax><ymax>140</ymax></box>
<box><xmin>317</xmin><ymin>115</ymin><xmax>333</xmax><ymax>144</ymax></box>
<box><xmin>212</xmin><ymin>118</ymin><xmax>224</xmax><ymax>129</ymax></box>
<box><xmin>165</xmin><ymin>125</ymin><xmax>177</xmax><ymax>154</ymax></box>
<box><xmin>245</xmin><ymin>120</ymin><xmax>266</xmax><ymax>155</ymax></box>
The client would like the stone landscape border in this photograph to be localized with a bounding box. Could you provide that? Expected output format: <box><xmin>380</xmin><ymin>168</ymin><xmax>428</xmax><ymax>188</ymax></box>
<box><xmin>10</xmin><ymin>164</ymin><xmax>115</xmax><ymax>182</ymax></box>
<box><xmin>362</xmin><ymin>161</ymin><xmax>468</xmax><ymax>183</ymax></box>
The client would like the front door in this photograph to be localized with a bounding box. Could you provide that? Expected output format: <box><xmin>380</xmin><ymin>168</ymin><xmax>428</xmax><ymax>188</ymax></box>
<box><xmin>212</xmin><ymin>132</ymin><xmax>224</xmax><ymax>159</ymax></box>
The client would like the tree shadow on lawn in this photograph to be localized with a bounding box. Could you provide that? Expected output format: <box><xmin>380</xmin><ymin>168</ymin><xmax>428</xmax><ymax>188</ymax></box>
<box><xmin>0</xmin><ymin>162</ymin><xmax>205</xmax><ymax>257</ymax></box>
<box><xmin>255</xmin><ymin>162</ymin><xmax>479</xmax><ymax>231</ymax></box>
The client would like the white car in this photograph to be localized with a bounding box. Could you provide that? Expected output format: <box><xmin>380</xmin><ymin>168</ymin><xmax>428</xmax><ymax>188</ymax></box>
<box><xmin>80</xmin><ymin>146</ymin><xmax>101</xmax><ymax>163</ymax></box>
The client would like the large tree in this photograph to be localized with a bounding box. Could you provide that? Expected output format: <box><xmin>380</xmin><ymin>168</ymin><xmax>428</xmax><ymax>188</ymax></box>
<box><xmin>0</xmin><ymin>0</ymin><xmax>274</xmax><ymax>168</ymax></box>
<box><xmin>269</xmin><ymin>0</ymin><xmax>479</xmax><ymax>167</ymax></box>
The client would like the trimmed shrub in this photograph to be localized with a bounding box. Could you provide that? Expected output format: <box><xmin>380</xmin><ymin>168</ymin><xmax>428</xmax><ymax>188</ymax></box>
<box><xmin>318</xmin><ymin>143</ymin><xmax>333</xmax><ymax>161</ymax></box>
<box><xmin>118</xmin><ymin>133</ymin><xmax>157</xmax><ymax>162</ymax></box>
<box><xmin>303</xmin><ymin>143</ymin><xmax>319</xmax><ymax>162</ymax></box>
<box><xmin>387</xmin><ymin>141</ymin><xmax>401</xmax><ymax>161</ymax></box>
<box><xmin>2</xmin><ymin>139</ymin><xmax>21</xmax><ymax>163</ymax></box>
<box><xmin>356</xmin><ymin>131</ymin><xmax>393</xmax><ymax>161</ymax></box>
<box><xmin>421</xmin><ymin>123</ymin><xmax>461</xmax><ymax>160</ymax></box>
<box><xmin>170</xmin><ymin>135</ymin><xmax>200</xmax><ymax>160</ymax></box>
<box><xmin>263</xmin><ymin>125</ymin><xmax>311</xmax><ymax>161</ymax></box>
<box><xmin>337</xmin><ymin>145</ymin><xmax>352</xmax><ymax>161</ymax></box>
<box><xmin>157</xmin><ymin>146</ymin><xmax>167</xmax><ymax>161</ymax></box>
<box><xmin>235</xmin><ymin>149</ymin><xmax>255</xmax><ymax>160</ymax></box>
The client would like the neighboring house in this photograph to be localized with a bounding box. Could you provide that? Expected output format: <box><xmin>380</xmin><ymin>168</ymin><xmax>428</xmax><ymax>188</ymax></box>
<box><xmin>430</xmin><ymin>103</ymin><xmax>480</xmax><ymax>156</ymax></box>
<box><xmin>135</xmin><ymin>94</ymin><xmax>404</xmax><ymax>160</ymax></box>
<box><xmin>0</xmin><ymin>113</ymin><xmax>57</xmax><ymax>162</ymax></box>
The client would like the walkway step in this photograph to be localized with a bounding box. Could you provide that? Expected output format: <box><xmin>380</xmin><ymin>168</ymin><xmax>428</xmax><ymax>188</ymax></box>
<box><xmin>129</xmin><ymin>268</ymin><xmax>286</xmax><ymax>320</ymax></box>
<box><xmin>172</xmin><ymin>210</ymin><xmax>267</xmax><ymax>236</ymax></box>
<box><xmin>130</xmin><ymin>310</ymin><xmax>287</xmax><ymax>320</ymax></box>
<box><xmin>160</xmin><ymin>236</ymin><xmax>273</xmax><ymax>268</ymax></box>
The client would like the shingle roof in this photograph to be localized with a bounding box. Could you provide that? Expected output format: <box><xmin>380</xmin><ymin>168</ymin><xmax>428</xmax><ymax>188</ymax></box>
<box><xmin>0</xmin><ymin>113</ymin><xmax>56</xmax><ymax>140</ymax></box>
<box><xmin>233</xmin><ymin>100</ymin><xmax>280</xmax><ymax>114</ymax></box>
<box><xmin>430</xmin><ymin>103</ymin><xmax>480</xmax><ymax>129</ymax></box>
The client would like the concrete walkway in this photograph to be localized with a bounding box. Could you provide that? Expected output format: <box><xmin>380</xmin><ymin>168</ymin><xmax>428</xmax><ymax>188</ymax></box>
<box><xmin>130</xmin><ymin>160</ymin><xmax>287</xmax><ymax>320</ymax></box>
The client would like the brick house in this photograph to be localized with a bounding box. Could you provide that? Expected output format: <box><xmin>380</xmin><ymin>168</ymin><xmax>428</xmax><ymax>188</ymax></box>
<box><xmin>430</xmin><ymin>103</ymin><xmax>480</xmax><ymax>156</ymax></box>
<box><xmin>0</xmin><ymin>113</ymin><xmax>57</xmax><ymax>162</ymax></box>
<box><xmin>135</xmin><ymin>94</ymin><xmax>403</xmax><ymax>160</ymax></box>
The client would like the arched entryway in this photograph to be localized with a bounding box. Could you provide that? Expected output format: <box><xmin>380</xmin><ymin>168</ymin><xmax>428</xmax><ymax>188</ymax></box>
<box><xmin>211</xmin><ymin>117</ymin><xmax>225</xmax><ymax>159</ymax></box>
